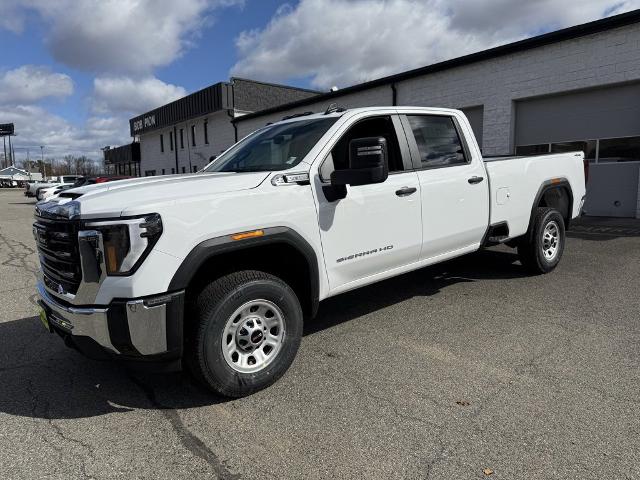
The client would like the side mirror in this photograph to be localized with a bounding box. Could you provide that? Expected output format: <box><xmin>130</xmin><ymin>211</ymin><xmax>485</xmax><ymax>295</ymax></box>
<box><xmin>330</xmin><ymin>137</ymin><xmax>389</xmax><ymax>186</ymax></box>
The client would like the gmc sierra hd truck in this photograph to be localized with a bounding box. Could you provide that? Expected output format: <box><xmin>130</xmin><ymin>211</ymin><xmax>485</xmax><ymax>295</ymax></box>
<box><xmin>34</xmin><ymin>106</ymin><xmax>586</xmax><ymax>397</ymax></box>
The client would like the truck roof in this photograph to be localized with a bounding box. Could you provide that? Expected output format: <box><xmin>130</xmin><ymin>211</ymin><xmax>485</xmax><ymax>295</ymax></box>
<box><xmin>273</xmin><ymin>106</ymin><xmax>463</xmax><ymax>126</ymax></box>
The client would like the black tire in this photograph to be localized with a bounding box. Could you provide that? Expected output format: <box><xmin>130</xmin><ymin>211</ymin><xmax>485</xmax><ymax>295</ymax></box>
<box><xmin>518</xmin><ymin>207</ymin><xmax>565</xmax><ymax>274</ymax></box>
<box><xmin>187</xmin><ymin>270</ymin><xmax>303</xmax><ymax>398</ymax></box>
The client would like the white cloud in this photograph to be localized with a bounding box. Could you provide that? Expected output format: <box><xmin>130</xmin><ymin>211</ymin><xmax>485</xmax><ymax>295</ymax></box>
<box><xmin>93</xmin><ymin>76</ymin><xmax>187</xmax><ymax>115</ymax></box>
<box><xmin>232</xmin><ymin>0</ymin><xmax>640</xmax><ymax>89</ymax></box>
<box><xmin>0</xmin><ymin>104</ymin><xmax>128</xmax><ymax>161</ymax></box>
<box><xmin>0</xmin><ymin>65</ymin><xmax>73</xmax><ymax>104</ymax></box>
<box><xmin>1</xmin><ymin>0</ymin><xmax>244</xmax><ymax>74</ymax></box>
<box><xmin>0</xmin><ymin>1</ymin><xmax>247</xmax><ymax>162</ymax></box>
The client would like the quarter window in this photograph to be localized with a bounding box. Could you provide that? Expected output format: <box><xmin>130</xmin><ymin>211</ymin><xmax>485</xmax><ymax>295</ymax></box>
<box><xmin>407</xmin><ymin>115</ymin><xmax>467</xmax><ymax>168</ymax></box>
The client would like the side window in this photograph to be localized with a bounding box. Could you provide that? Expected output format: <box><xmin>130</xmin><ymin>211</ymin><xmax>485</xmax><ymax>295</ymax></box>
<box><xmin>321</xmin><ymin>116</ymin><xmax>403</xmax><ymax>181</ymax></box>
<box><xmin>407</xmin><ymin>115</ymin><xmax>467</xmax><ymax>168</ymax></box>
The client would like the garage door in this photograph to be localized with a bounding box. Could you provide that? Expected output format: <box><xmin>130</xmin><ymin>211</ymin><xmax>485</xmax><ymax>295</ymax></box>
<box><xmin>515</xmin><ymin>83</ymin><xmax>640</xmax><ymax>218</ymax></box>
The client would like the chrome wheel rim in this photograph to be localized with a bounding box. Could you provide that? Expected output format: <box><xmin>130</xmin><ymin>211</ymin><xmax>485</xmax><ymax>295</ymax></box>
<box><xmin>542</xmin><ymin>220</ymin><xmax>560</xmax><ymax>261</ymax></box>
<box><xmin>221</xmin><ymin>299</ymin><xmax>285</xmax><ymax>374</ymax></box>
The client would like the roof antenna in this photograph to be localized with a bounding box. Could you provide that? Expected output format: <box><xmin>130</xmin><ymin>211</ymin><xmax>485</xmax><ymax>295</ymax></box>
<box><xmin>324</xmin><ymin>103</ymin><xmax>346</xmax><ymax>115</ymax></box>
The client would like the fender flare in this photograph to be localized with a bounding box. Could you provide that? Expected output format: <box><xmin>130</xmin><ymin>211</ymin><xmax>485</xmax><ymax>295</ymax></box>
<box><xmin>530</xmin><ymin>178</ymin><xmax>574</xmax><ymax>227</ymax></box>
<box><xmin>168</xmin><ymin>226</ymin><xmax>320</xmax><ymax>318</ymax></box>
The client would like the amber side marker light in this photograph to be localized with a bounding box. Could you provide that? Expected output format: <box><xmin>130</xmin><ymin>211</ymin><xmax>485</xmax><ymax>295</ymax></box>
<box><xmin>231</xmin><ymin>230</ymin><xmax>265</xmax><ymax>241</ymax></box>
<box><xmin>551</xmin><ymin>178</ymin><xmax>562</xmax><ymax>185</ymax></box>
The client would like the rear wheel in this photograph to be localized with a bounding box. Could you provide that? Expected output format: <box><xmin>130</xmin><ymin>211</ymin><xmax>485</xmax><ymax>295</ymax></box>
<box><xmin>518</xmin><ymin>207</ymin><xmax>565</xmax><ymax>274</ymax></box>
<box><xmin>187</xmin><ymin>270</ymin><xmax>303</xmax><ymax>397</ymax></box>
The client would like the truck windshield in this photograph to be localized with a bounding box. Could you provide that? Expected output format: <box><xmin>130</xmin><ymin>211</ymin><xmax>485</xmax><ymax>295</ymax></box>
<box><xmin>204</xmin><ymin>117</ymin><xmax>337</xmax><ymax>173</ymax></box>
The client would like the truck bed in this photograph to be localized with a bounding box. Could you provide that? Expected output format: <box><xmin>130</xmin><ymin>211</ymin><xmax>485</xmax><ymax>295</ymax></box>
<box><xmin>483</xmin><ymin>152</ymin><xmax>586</xmax><ymax>238</ymax></box>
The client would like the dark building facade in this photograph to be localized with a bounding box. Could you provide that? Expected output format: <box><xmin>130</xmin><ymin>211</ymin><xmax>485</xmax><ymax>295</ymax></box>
<box><xmin>129</xmin><ymin>78</ymin><xmax>319</xmax><ymax>176</ymax></box>
<box><xmin>103</xmin><ymin>142</ymin><xmax>141</xmax><ymax>177</ymax></box>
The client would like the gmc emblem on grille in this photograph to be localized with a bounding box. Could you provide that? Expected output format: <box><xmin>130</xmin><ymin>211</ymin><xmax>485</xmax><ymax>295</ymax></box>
<box><xmin>34</xmin><ymin>227</ymin><xmax>47</xmax><ymax>246</ymax></box>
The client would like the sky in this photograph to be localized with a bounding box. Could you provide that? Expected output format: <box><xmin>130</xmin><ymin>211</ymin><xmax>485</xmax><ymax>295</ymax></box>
<box><xmin>0</xmin><ymin>0</ymin><xmax>639</xmax><ymax>163</ymax></box>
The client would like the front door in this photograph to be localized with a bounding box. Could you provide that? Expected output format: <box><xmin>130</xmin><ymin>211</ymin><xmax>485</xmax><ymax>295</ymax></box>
<box><xmin>314</xmin><ymin>114</ymin><xmax>422</xmax><ymax>291</ymax></box>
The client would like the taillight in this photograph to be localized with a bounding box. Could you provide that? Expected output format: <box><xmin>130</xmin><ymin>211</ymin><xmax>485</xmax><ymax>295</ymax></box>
<box><xmin>583</xmin><ymin>159</ymin><xmax>589</xmax><ymax>185</ymax></box>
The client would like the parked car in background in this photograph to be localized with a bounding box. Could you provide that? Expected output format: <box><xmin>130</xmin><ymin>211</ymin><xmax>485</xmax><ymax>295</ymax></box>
<box><xmin>33</xmin><ymin>175</ymin><xmax>84</xmax><ymax>200</ymax></box>
<box><xmin>26</xmin><ymin>176</ymin><xmax>80</xmax><ymax>197</ymax></box>
<box><xmin>25</xmin><ymin>179</ymin><xmax>56</xmax><ymax>197</ymax></box>
<box><xmin>40</xmin><ymin>175</ymin><xmax>132</xmax><ymax>200</ymax></box>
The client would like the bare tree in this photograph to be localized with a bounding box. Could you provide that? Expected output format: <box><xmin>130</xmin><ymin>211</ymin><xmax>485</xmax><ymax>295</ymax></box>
<box><xmin>62</xmin><ymin>155</ymin><xmax>75</xmax><ymax>174</ymax></box>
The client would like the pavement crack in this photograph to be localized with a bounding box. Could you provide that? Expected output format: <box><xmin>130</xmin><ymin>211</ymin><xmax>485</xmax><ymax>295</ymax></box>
<box><xmin>0</xmin><ymin>228</ymin><xmax>39</xmax><ymax>277</ymax></box>
<box><xmin>127</xmin><ymin>373</ymin><xmax>240</xmax><ymax>480</ymax></box>
<box><xmin>28</xmin><ymin>375</ymin><xmax>97</xmax><ymax>479</ymax></box>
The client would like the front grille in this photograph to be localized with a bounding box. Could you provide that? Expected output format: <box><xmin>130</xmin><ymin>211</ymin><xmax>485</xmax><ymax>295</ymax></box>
<box><xmin>33</xmin><ymin>215</ymin><xmax>81</xmax><ymax>295</ymax></box>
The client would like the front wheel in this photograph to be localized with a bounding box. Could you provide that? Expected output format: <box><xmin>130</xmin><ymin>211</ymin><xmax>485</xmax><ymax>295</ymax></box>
<box><xmin>187</xmin><ymin>270</ymin><xmax>303</xmax><ymax>397</ymax></box>
<box><xmin>518</xmin><ymin>207</ymin><xmax>566</xmax><ymax>274</ymax></box>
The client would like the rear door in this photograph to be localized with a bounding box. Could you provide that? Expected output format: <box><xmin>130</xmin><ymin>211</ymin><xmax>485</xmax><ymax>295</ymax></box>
<box><xmin>400</xmin><ymin>112</ymin><xmax>489</xmax><ymax>261</ymax></box>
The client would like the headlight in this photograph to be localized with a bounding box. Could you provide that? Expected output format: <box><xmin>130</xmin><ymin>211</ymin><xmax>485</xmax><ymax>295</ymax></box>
<box><xmin>84</xmin><ymin>214</ymin><xmax>162</xmax><ymax>276</ymax></box>
<box><xmin>35</xmin><ymin>199</ymin><xmax>81</xmax><ymax>219</ymax></box>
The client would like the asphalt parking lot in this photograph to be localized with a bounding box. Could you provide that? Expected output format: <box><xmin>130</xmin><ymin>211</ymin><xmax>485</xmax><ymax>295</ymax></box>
<box><xmin>0</xmin><ymin>188</ymin><xmax>639</xmax><ymax>480</ymax></box>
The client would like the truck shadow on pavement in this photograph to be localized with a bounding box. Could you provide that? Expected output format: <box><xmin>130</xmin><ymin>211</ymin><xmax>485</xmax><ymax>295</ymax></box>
<box><xmin>306</xmin><ymin>248</ymin><xmax>525</xmax><ymax>335</ymax></box>
<box><xmin>0</xmin><ymin>249</ymin><xmax>524</xmax><ymax>420</ymax></box>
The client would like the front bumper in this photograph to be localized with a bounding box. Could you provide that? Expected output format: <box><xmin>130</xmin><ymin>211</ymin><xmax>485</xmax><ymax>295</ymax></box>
<box><xmin>37</xmin><ymin>282</ymin><xmax>184</xmax><ymax>368</ymax></box>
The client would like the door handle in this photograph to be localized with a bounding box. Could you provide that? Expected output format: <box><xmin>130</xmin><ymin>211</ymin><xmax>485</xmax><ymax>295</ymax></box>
<box><xmin>395</xmin><ymin>187</ymin><xmax>417</xmax><ymax>197</ymax></box>
<box><xmin>468</xmin><ymin>176</ymin><xmax>484</xmax><ymax>184</ymax></box>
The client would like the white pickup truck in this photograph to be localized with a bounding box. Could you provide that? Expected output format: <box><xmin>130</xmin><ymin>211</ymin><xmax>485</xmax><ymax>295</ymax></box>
<box><xmin>34</xmin><ymin>106</ymin><xmax>586</xmax><ymax>397</ymax></box>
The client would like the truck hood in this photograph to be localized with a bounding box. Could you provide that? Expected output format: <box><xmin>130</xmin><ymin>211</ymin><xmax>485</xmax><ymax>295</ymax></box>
<box><xmin>59</xmin><ymin>172</ymin><xmax>270</xmax><ymax>218</ymax></box>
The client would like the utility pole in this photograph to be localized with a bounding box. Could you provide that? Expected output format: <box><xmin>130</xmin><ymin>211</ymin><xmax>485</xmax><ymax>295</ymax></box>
<box><xmin>8</xmin><ymin>134</ymin><xmax>13</xmax><ymax>166</ymax></box>
<box><xmin>2</xmin><ymin>136</ymin><xmax>6</xmax><ymax>169</ymax></box>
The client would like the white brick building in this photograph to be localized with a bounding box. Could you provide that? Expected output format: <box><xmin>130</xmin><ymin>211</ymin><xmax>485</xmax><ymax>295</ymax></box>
<box><xmin>234</xmin><ymin>11</ymin><xmax>640</xmax><ymax>218</ymax></box>
<box><xmin>128</xmin><ymin>11</ymin><xmax>640</xmax><ymax>218</ymax></box>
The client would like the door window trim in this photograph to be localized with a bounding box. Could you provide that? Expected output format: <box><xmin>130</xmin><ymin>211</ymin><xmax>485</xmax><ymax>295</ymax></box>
<box><xmin>400</xmin><ymin>114</ymin><xmax>473</xmax><ymax>171</ymax></box>
<box><xmin>318</xmin><ymin>114</ymin><xmax>414</xmax><ymax>183</ymax></box>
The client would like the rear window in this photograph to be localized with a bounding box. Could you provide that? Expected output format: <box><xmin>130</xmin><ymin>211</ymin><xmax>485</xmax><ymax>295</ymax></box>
<box><xmin>407</xmin><ymin>115</ymin><xmax>468</xmax><ymax>168</ymax></box>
